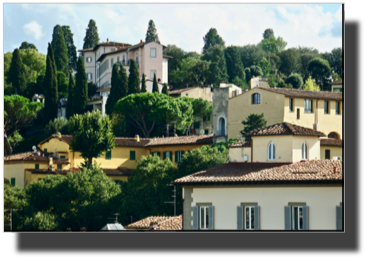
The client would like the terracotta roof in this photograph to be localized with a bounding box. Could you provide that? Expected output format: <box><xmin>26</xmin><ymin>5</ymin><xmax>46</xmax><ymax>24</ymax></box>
<box><xmin>328</xmin><ymin>81</ymin><xmax>342</xmax><ymax>85</ymax></box>
<box><xmin>168</xmin><ymin>86</ymin><xmax>199</xmax><ymax>95</ymax></box>
<box><xmin>246</xmin><ymin>87</ymin><xmax>343</xmax><ymax>101</ymax></box>
<box><xmin>245</xmin><ymin>123</ymin><xmax>326</xmax><ymax>137</ymax></box>
<box><xmin>4</xmin><ymin>152</ymin><xmax>69</xmax><ymax>164</ymax></box>
<box><xmin>320</xmin><ymin>138</ymin><xmax>343</xmax><ymax>146</ymax></box>
<box><xmin>173</xmin><ymin>160</ymin><xmax>343</xmax><ymax>185</ymax></box>
<box><xmin>163</xmin><ymin>55</ymin><xmax>173</xmax><ymax>59</ymax></box>
<box><xmin>78</xmin><ymin>41</ymin><xmax>132</xmax><ymax>52</ymax></box>
<box><xmin>227</xmin><ymin>142</ymin><xmax>252</xmax><ymax>148</ymax></box>
<box><xmin>126</xmin><ymin>215</ymin><xmax>182</xmax><ymax>230</ymax></box>
<box><xmin>25</xmin><ymin>167</ymin><xmax>132</xmax><ymax>176</ymax></box>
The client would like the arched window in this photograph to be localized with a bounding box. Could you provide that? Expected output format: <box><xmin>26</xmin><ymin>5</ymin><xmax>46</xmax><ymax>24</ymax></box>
<box><xmin>328</xmin><ymin>132</ymin><xmax>339</xmax><ymax>139</ymax></box>
<box><xmin>302</xmin><ymin>142</ymin><xmax>308</xmax><ymax>160</ymax></box>
<box><xmin>268</xmin><ymin>142</ymin><xmax>276</xmax><ymax>160</ymax></box>
<box><xmin>252</xmin><ymin>93</ymin><xmax>260</xmax><ymax>104</ymax></box>
<box><xmin>218</xmin><ymin>117</ymin><xmax>225</xmax><ymax>136</ymax></box>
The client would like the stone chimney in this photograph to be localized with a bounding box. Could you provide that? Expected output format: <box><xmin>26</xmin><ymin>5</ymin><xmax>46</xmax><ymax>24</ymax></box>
<box><xmin>107</xmin><ymin>38</ymin><xmax>109</xmax><ymax>43</ymax></box>
<box><xmin>135</xmin><ymin>135</ymin><xmax>140</xmax><ymax>142</ymax></box>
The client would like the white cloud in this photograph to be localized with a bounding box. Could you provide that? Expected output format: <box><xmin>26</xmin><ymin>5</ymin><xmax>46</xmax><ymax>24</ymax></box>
<box><xmin>23</xmin><ymin>20</ymin><xmax>44</xmax><ymax>40</ymax></box>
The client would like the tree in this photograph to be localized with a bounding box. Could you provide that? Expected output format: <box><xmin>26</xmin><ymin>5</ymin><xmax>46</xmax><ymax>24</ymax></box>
<box><xmin>4</xmin><ymin>95</ymin><xmax>43</xmax><ymax>155</ymax></box>
<box><xmin>73</xmin><ymin>56</ymin><xmax>88</xmax><ymax>115</ymax></box>
<box><xmin>57</xmin><ymin>71</ymin><xmax>69</xmax><ymax>99</ymax></box>
<box><xmin>152</xmin><ymin>73</ymin><xmax>159</xmax><ymax>93</ymax></box>
<box><xmin>68</xmin><ymin>110</ymin><xmax>115</xmax><ymax>167</ymax></box>
<box><xmin>322</xmin><ymin>48</ymin><xmax>342</xmax><ymax>77</ymax></box>
<box><xmin>62</xmin><ymin>26</ymin><xmax>78</xmax><ymax>72</ymax></box>
<box><xmin>44</xmin><ymin>44</ymin><xmax>58</xmax><ymax>124</ymax></box>
<box><xmin>238</xmin><ymin>44</ymin><xmax>266</xmax><ymax>68</ymax></box>
<box><xmin>207</xmin><ymin>46</ymin><xmax>228</xmax><ymax>87</ymax></box>
<box><xmin>302</xmin><ymin>76</ymin><xmax>320</xmax><ymax>91</ymax></box>
<box><xmin>224</xmin><ymin>46</ymin><xmax>245</xmax><ymax>82</ymax></box>
<box><xmin>163</xmin><ymin>45</ymin><xmax>187</xmax><ymax>76</ymax></box>
<box><xmin>19</xmin><ymin>41</ymin><xmax>37</xmax><ymax>50</ymax></box>
<box><xmin>106</xmin><ymin>64</ymin><xmax>120</xmax><ymax>115</ymax></box>
<box><xmin>258</xmin><ymin>57</ymin><xmax>271</xmax><ymax>77</ymax></box>
<box><xmin>161</xmin><ymin>83</ymin><xmax>168</xmax><ymax>95</ymax></box>
<box><xmin>263</xmin><ymin>28</ymin><xmax>275</xmax><ymax>40</ymax></box>
<box><xmin>202</xmin><ymin>28</ymin><xmax>225</xmax><ymax>55</ymax></box>
<box><xmin>145</xmin><ymin>19</ymin><xmax>160</xmax><ymax>43</ymax></box>
<box><xmin>259</xmin><ymin>37</ymin><xmax>287</xmax><ymax>53</ymax></box>
<box><xmin>128</xmin><ymin>59</ymin><xmax>141</xmax><ymax>95</ymax></box>
<box><xmin>66</xmin><ymin>72</ymin><xmax>75</xmax><ymax>118</ymax></box>
<box><xmin>232</xmin><ymin>76</ymin><xmax>249</xmax><ymax>90</ymax></box>
<box><xmin>169</xmin><ymin>57</ymin><xmax>202</xmax><ymax>89</ymax></box>
<box><xmin>300</xmin><ymin>52</ymin><xmax>320</xmax><ymax>81</ymax></box>
<box><xmin>45</xmin><ymin>117</ymin><xmax>69</xmax><ymax>136</ymax></box>
<box><xmin>240</xmin><ymin>113</ymin><xmax>267</xmax><ymax>136</ymax></box>
<box><xmin>4</xmin><ymin>183</ymin><xmax>27</xmax><ymax>230</ymax></box>
<box><xmin>118</xmin><ymin>63</ymin><xmax>129</xmax><ymax>98</ymax></box>
<box><xmin>83</xmin><ymin>19</ymin><xmax>100</xmax><ymax>49</ymax></box>
<box><xmin>285</xmin><ymin>73</ymin><xmax>303</xmax><ymax>89</ymax></box>
<box><xmin>332</xmin><ymin>72</ymin><xmax>342</xmax><ymax>82</ymax></box>
<box><xmin>307</xmin><ymin>57</ymin><xmax>331</xmax><ymax>90</ymax></box>
<box><xmin>8</xmin><ymin>48</ymin><xmax>26</xmax><ymax>95</ymax></box>
<box><xmin>141</xmin><ymin>73</ymin><xmax>147</xmax><ymax>92</ymax></box>
<box><xmin>278</xmin><ymin>48</ymin><xmax>301</xmax><ymax>76</ymax></box>
<box><xmin>51</xmin><ymin>25</ymin><xmax>69</xmax><ymax>75</ymax></box>
<box><xmin>177</xmin><ymin>97</ymin><xmax>212</xmax><ymax>119</ymax></box>
<box><xmin>249</xmin><ymin>65</ymin><xmax>263</xmax><ymax>79</ymax></box>
<box><xmin>186</xmin><ymin>59</ymin><xmax>210</xmax><ymax>86</ymax></box>
<box><xmin>88</xmin><ymin>82</ymin><xmax>98</xmax><ymax>98</ymax></box>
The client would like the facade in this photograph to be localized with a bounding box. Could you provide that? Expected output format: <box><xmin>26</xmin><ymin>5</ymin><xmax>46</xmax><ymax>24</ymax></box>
<box><xmin>329</xmin><ymin>81</ymin><xmax>343</xmax><ymax>92</ymax></box>
<box><xmin>250</xmin><ymin>77</ymin><xmax>270</xmax><ymax>89</ymax></box>
<box><xmin>320</xmin><ymin>138</ymin><xmax>343</xmax><ymax>160</ymax></box>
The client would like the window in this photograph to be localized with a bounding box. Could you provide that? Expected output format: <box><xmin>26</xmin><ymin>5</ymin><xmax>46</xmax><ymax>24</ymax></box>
<box><xmin>336</xmin><ymin>102</ymin><xmax>341</xmax><ymax>114</ymax></box>
<box><xmin>151</xmin><ymin>48</ymin><xmax>156</xmax><ymax>58</ymax></box>
<box><xmin>237</xmin><ymin>205</ymin><xmax>260</xmax><ymax>230</ymax></box>
<box><xmin>252</xmin><ymin>93</ymin><xmax>260</xmax><ymax>104</ymax></box>
<box><xmin>136</xmin><ymin>55</ymin><xmax>139</xmax><ymax>66</ymax></box>
<box><xmin>175</xmin><ymin>151</ymin><xmax>184</xmax><ymax>163</ymax></box>
<box><xmin>324</xmin><ymin>101</ymin><xmax>329</xmax><ymax>114</ymax></box>
<box><xmin>122</xmin><ymin>55</ymin><xmax>125</xmax><ymax>62</ymax></box>
<box><xmin>57</xmin><ymin>164</ymin><xmax>62</xmax><ymax>170</ymax></box>
<box><xmin>289</xmin><ymin>98</ymin><xmax>293</xmax><ymax>112</ymax></box>
<box><xmin>192</xmin><ymin>205</ymin><xmax>214</xmax><ymax>230</ymax></box>
<box><xmin>87</xmin><ymin>73</ymin><xmax>92</xmax><ymax>80</ymax></box>
<box><xmin>111</xmin><ymin>58</ymin><xmax>114</xmax><ymax>67</ymax></box>
<box><xmin>292</xmin><ymin>206</ymin><xmax>304</xmax><ymax>230</ymax></box>
<box><xmin>150</xmin><ymin>70</ymin><xmax>156</xmax><ymax>79</ymax></box>
<box><xmin>302</xmin><ymin>142</ymin><xmax>308</xmax><ymax>160</ymax></box>
<box><xmin>205</xmin><ymin>129</ymin><xmax>209</xmax><ymax>135</ymax></box>
<box><xmin>244</xmin><ymin>206</ymin><xmax>256</xmax><ymax>230</ymax></box>
<box><xmin>35</xmin><ymin>164</ymin><xmax>39</xmax><ymax>169</ymax></box>
<box><xmin>204</xmin><ymin>114</ymin><xmax>210</xmax><ymax>121</ymax></box>
<box><xmin>325</xmin><ymin>149</ymin><xmax>331</xmax><ymax>160</ymax></box>
<box><xmin>60</xmin><ymin>155</ymin><xmax>66</xmax><ymax>160</ymax></box>
<box><xmin>285</xmin><ymin>204</ymin><xmax>309</xmax><ymax>230</ymax></box>
<box><xmin>44</xmin><ymin>148</ymin><xmax>47</xmax><ymax>153</ymax></box>
<box><xmin>86</xmin><ymin>57</ymin><xmax>92</xmax><ymax>63</ymax></box>
<box><xmin>200</xmin><ymin>206</ymin><xmax>210</xmax><ymax>230</ymax></box>
<box><xmin>11</xmin><ymin>178</ymin><xmax>15</xmax><ymax>186</ymax></box>
<box><xmin>117</xmin><ymin>56</ymin><xmax>119</xmax><ymax>62</ymax></box>
<box><xmin>297</xmin><ymin>109</ymin><xmax>300</xmax><ymax>120</ymax></box>
<box><xmin>163</xmin><ymin>151</ymin><xmax>173</xmax><ymax>161</ymax></box>
<box><xmin>218</xmin><ymin>117</ymin><xmax>225</xmax><ymax>136</ymax></box>
<box><xmin>328</xmin><ymin>132</ymin><xmax>339</xmax><ymax>139</ymax></box>
<box><xmin>268</xmin><ymin>142</ymin><xmax>276</xmax><ymax>161</ymax></box>
<box><xmin>194</xmin><ymin>121</ymin><xmax>200</xmax><ymax>129</ymax></box>
<box><xmin>130</xmin><ymin>151</ymin><xmax>136</xmax><ymax>160</ymax></box>
<box><xmin>152</xmin><ymin>151</ymin><xmax>161</xmax><ymax>158</ymax></box>
<box><xmin>97</xmin><ymin>68</ymin><xmax>99</xmax><ymax>78</ymax></box>
<box><xmin>304</xmin><ymin>99</ymin><xmax>312</xmax><ymax>113</ymax></box>
<box><xmin>105</xmin><ymin>150</ymin><xmax>111</xmax><ymax>160</ymax></box>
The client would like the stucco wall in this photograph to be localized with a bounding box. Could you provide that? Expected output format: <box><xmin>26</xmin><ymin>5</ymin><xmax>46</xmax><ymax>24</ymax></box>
<box><xmin>252</xmin><ymin>135</ymin><xmax>292</xmax><ymax>163</ymax></box>
<box><xmin>189</xmin><ymin>185</ymin><xmax>342</xmax><ymax>230</ymax></box>
<box><xmin>213</xmin><ymin>87</ymin><xmax>229</xmax><ymax>142</ymax></box>
<box><xmin>320</xmin><ymin>146</ymin><xmax>343</xmax><ymax>160</ymax></box>
<box><xmin>292</xmin><ymin>136</ymin><xmax>321</xmax><ymax>162</ymax></box>
<box><xmin>229</xmin><ymin>147</ymin><xmax>252</xmax><ymax>163</ymax></box>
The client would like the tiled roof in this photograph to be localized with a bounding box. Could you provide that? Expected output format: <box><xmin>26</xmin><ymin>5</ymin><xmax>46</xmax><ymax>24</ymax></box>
<box><xmin>78</xmin><ymin>41</ymin><xmax>132</xmax><ymax>52</ymax></box>
<box><xmin>39</xmin><ymin>134</ymin><xmax>213</xmax><ymax>148</ymax></box>
<box><xmin>227</xmin><ymin>142</ymin><xmax>252</xmax><ymax>148</ymax></box>
<box><xmin>25</xmin><ymin>167</ymin><xmax>132</xmax><ymax>176</ymax></box>
<box><xmin>245</xmin><ymin>123</ymin><xmax>326</xmax><ymax>137</ymax></box>
<box><xmin>4</xmin><ymin>152</ymin><xmax>69</xmax><ymax>164</ymax></box>
<box><xmin>173</xmin><ymin>160</ymin><xmax>342</xmax><ymax>185</ymax></box>
<box><xmin>168</xmin><ymin>87</ymin><xmax>199</xmax><ymax>95</ymax></box>
<box><xmin>126</xmin><ymin>215</ymin><xmax>182</xmax><ymax>230</ymax></box>
<box><xmin>328</xmin><ymin>81</ymin><xmax>343</xmax><ymax>85</ymax></box>
<box><xmin>249</xmin><ymin>87</ymin><xmax>343</xmax><ymax>101</ymax></box>
<box><xmin>320</xmin><ymin>138</ymin><xmax>343</xmax><ymax>146</ymax></box>
<box><xmin>163</xmin><ymin>55</ymin><xmax>173</xmax><ymax>59</ymax></box>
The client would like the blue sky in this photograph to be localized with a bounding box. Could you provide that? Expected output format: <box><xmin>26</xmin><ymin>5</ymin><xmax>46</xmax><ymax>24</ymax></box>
<box><xmin>4</xmin><ymin>3</ymin><xmax>342</xmax><ymax>55</ymax></box>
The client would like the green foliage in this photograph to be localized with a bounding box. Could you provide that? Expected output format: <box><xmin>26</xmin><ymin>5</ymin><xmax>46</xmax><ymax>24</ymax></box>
<box><xmin>163</xmin><ymin>45</ymin><xmax>187</xmax><ymax>76</ymax></box>
<box><xmin>245</xmin><ymin>67</ymin><xmax>251</xmax><ymax>83</ymax></box>
<box><xmin>68</xmin><ymin>110</ymin><xmax>115</xmax><ymax>167</ymax></box>
<box><xmin>20</xmin><ymin>41</ymin><xmax>37</xmax><ymax>50</ymax></box>
<box><xmin>23</xmin><ymin>212</ymin><xmax>59</xmax><ymax>231</ymax></box>
<box><xmin>302</xmin><ymin>76</ymin><xmax>320</xmax><ymax>91</ymax></box>
<box><xmin>259</xmin><ymin>36</ymin><xmax>287</xmax><ymax>53</ymax></box>
<box><xmin>51</xmin><ymin>25</ymin><xmax>69</xmax><ymax>75</ymax></box>
<box><xmin>152</xmin><ymin>73</ymin><xmax>159</xmax><ymax>93</ymax></box>
<box><xmin>177</xmin><ymin>97</ymin><xmax>212</xmax><ymax>119</ymax></box>
<box><xmin>238</xmin><ymin>44</ymin><xmax>265</xmax><ymax>68</ymax></box>
<box><xmin>258</xmin><ymin>57</ymin><xmax>271</xmax><ymax>76</ymax></box>
<box><xmin>224</xmin><ymin>46</ymin><xmax>245</xmax><ymax>82</ymax></box>
<box><xmin>202</xmin><ymin>28</ymin><xmax>225</xmax><ymax>55</ymax></box>
<box><xmin>145</xmin><ymin>20</ymin><xmax>159</xmax><ymax>42</ymax></box>
<box><xmin>66</xmin><ymin>72</ymin><xmax>75</xmax><ymax>118</ymax></box>
<box><xmin>88</xmin><ymin>82</ymin><xmax>98</xmax><ymax>98</ymax></box>
<box><xmin>240</xmin><ymin>113</ymin><xmax>267</xmax><ymax>136</ymax></box>
<box><xmin>57</xmin><ymin>71</ymin><xmax>69</xmax><ymax>98</ymax></box>
<box><xmin>169</xmin><ymin>57</ymin><xmax>209</xmax><ymax>89</ymax></box>
<box><xmin>332</xmin><ymin>72</ymin><xmax>342</xmax><ymax>81</ymax></box>
<box><xmin>300</xmin><ymin>52</ymin><xmax>320</xmax><ymax>81</ymax></box>
<box><xmin>106</xmin><ymin>64</ymin><xmax>120</xmax><ymax>115</ymax></box>
<box><xmin>83</xmin><ymin>19</ymin><xmax>100</xmax><ymax>49</ymax></box>
<box><xmin>4</xmin><ymin>184</ymin><xmax>27</xmax><ymax>230</ymax></box>
<box><xmin>232</xmin><ymin>76</ymin><xmax>249</xmax><ymax>90</ymax></box>
<box><xmin>297</xmin><ymin>46</ymin><xmax>319</xmax><ymax>55</ymax></box>
<box><xmin>285</xmin><ymin>73</ymin><xmax>303</xmax><ymax>89</ymax></box>
<box><xmin>249</xmin><ymin>65</ymin><xmax>263</xmax><ymax>79</ymax></box>
<box><xmin>278</xmin><ymin>48</ymin><xmax>301</xmax><ymax>76</ymax></box>
<box><xmin>141</xmin><ymin>73</ymin><xmax>147</xmax><ymax>92</ymax></box>
<box><xmin>44</xmin><ymin>43</ymin><xmax>58</xmax><ymax>124</ymax></box>
<box><xmin>263</xmin><ymin>28</ymin><xmax>275</xmax><ymax>40</ymax></box>
<box><xmin>307</xmin><ymin>57</ymin><xmax>331</xmax><ymax>89</ymax></box>
<box><xmin>111</xmin><ymin>112</ymin><xmax>127</xmax><ymax>137</ymax></box>
<box><xmin>8</xmin><ymin>48</ymin><xmax>26</xmax><ymax>95</ymax></box>
<box><xmin>73</xmin><ymin>56</ymin><xmax>88</xmax><ymax>115</ymax></box>
<box><xmin>268</xmin><ymin>76</ymin><xmax>276</xmax><ymax>88</ymax></box>
<box><xmin>118</xmin><ymin>63</ymin><xmax>128</xmax><ymax>98</ymax></box>
<box><xmin>211</xmin><ymin>139</ymin><xmax>239</xmax><ymax>153</ymax></box>
<box><xmin>8</xmin><ymin>131</ymin><xmax>24</xmax><ymax>150</ymax></box>
<box><xmin>208</xmin><ymin>46</ymin><xmax>228</xmax><ymax>87</ymax></box>
<box><xmin>162</xmin><ymin>83</ymin><xmax>168</xmax><ymax>95</ymax></box>
<box><xmin>45</xmin><ymin>117</ymin><xmax>69</xmax><ymax>136</ymax></box>
<box><xmin>62</xmin><ymin>26</ymin><xmax>78</xmax><ymax>72</ymax></box>
<box><xmin>322</xmin><ymin>48</ymin><xmax>342</xmax><ymax>76</ymax></box>
<box><xmin>128</xmin><ymin>59</ymin><xmax>141</xmax><ymax>94</ymax></box>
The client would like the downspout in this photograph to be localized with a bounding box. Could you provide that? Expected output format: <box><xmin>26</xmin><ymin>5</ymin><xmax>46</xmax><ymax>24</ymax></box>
<box><xmin>251</xmin><ymin>137</ymin><xmax>253</xmax><ymax>163</ymax></box>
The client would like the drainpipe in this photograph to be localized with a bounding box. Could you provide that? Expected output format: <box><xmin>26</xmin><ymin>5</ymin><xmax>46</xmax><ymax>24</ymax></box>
<box><xmin>251</xmin><ymin>138</ymin><xmax>253</xmax><ymax>163</ymax></box>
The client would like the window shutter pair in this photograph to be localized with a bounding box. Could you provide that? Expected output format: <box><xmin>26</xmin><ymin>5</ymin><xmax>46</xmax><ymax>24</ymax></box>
<box><xmin>192</xmin><ymin>206</ymin><xmax>214</xmax><ymax>230</ymax></box>
<box><xmin>237</xmin><ymin>206</ymin><xmax>260</xmax><ymax>230</ymax></box>
<box><xmin>336</xmin><ymin>206</ymin><xmax>342</xmax><ymax>230</ymax></box>
<box><xmin>284</xmin><ymin>206</ymin><xmax>309</xmax><ymax>230</ymax></box>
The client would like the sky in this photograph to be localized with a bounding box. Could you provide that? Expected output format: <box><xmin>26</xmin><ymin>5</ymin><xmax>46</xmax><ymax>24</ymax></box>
<box><xmin>4</xmin><ymin>3</ymin><xmax>342</xmax><ymax>56</ymax></box>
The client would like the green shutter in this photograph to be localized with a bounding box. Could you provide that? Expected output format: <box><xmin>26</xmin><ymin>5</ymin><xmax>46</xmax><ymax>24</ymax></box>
<box><xmin>302</xmin><ymin>206</ymin><xmax>309</xmax><ymax>230</ymax></box>
<box><xmin>106</xmin><ymin>150</ymin><xmax>111</xmax><ymax>160</ymax></box>
<box><xmin>157</xmin><ymin>152</ymin><xmax>160</xmax><ymax>158</ymax></box>
<box><xmin>44</xmin><ymin>149</ymin><xmax>47</xmax><ymax>153</ymax></box>
<box><xmin>192</xmin><ymin>206</ymin><xmax>199</xmax><ymax>230</ymax></box>
<box><xmin>175</xmin><ymin>151</ymin><xmax>179</xmax><ymax>162</ymax></box>
<box><xmin>11</xmin><ymin>178</ymin><xmax>15</xmax><ymax>186</ymax></box>
<box><xmin>254</xmin><ymin>206</ymin><xmax>260</xmax><ymax>230</ymax></box>
<box><xmin>35</xmin><ymin>164</ymin><xmax>39</xmax><ymax>169</ymax></box>
<box><xmin>130</xmin><ymin>151</ymin><xmax>135</xmax><ymax>160</ymax></box>
<box><xmin>208</xmin><ymin>206</ymin><xmax>215</xmax><ymax>230</ymax></box>
<box><xmin>336</xmin><ymin>206</ymin><xmax>342</xmax><ymax>230</ymax></box>
<box><xmin>205</xmin><ymin>129</ymin><xmax>209</xmax><ymax>135</ymax></box>
<box><xmin>237</xmin><ymin>206</ymin><xmax>244</xmax><ymax>230</ymax></box>
<box><xmin>285</xmin><ymin>206</ymin><xmax>292</xmax><ymax>230</ymax></box>
<box><xmin>163</xmin><ymin>151</ymin><xmax>167</xmax><ymax>160</ymax></box>
<box><xmin>169</xmin><ymin>151</ymin><xmax>173</xmax><ymax>161</ymax></box>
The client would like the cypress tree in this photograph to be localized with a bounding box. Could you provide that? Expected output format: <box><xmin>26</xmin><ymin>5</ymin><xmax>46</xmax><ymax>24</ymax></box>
<box><xmin>202</xmin><ymin>28</ymin><xmax>225</xmax><ymax>55</ymax></box>
<box><xmin>145</xmin><ymin>20</ymin><xmax>159</xmax><ymax>43</ymax></box>
<box><xmin>66</xmin><ymin>72</ymin><xmax>75</xmax><ymax>118</ymax></box>
<box><xmin>73</xmin><ymin>56</ymin><xmax>88</xmax><ymax>115</ymax></box>
<box><xmin>118</xmin><ymin>63</ymin><xmax>129</xmax><ymax>98</ymax></box>
<box><xmin>83</xmin><ymin>19</ymin><xmax>100</xmax><ymax>49</ymax></box>
<box><xmin>106</xmin><ymin>64</ymin><xmax>119</xmax><ymax>115</ymax></box>
<box><xmin>224</xmin><ymin>46</ymin><xmax>245</xmax><ymax>83</ymax></box>
<box><xmin>128</xmin><ymin>59</ymin><xmax>141</xmax><ymax>95</ymax></box>
<box><xmin>161</xmin><ymin>83</ymin><xmax>168</xmax><ymax>95</ymax></box>
<box><xmin>141</xmin><ymin>73</ymin><xmax>147</xmax><ymax>92</ymax></box>
<box><xmin>208</xmin><ymin>46</ymin><xmax>228</xmax><ymax>87</ymax></box>
<box><xmin>152</xmin><ymin>74</ymin><xmax>159</xmax><ymax>93</ymax></box>
<box><xmin>62</xmin><ymin>26</ymin><xmax>78</xmax><ymax>72</ymax></box>
<box><xmin>8</xmin><ymin>48</ymin><xmax>26</xmax><ymax>95</ymax></box>
<box><xmin>44</xmin><ymin>43</ymin><xmax>58</xmax><ymax>124</ymax></box>
<box><xmin>51</xmin><ymin>25</ymin><xmax>70</xmax><ymax>75</ymax></box>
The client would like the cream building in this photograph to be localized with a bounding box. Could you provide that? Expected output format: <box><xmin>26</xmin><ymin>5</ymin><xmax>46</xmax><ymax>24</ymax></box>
<box><xmin>329</xmin><ymin>81</ymin><xmax>343</xmax><ymax>92</ymax></box>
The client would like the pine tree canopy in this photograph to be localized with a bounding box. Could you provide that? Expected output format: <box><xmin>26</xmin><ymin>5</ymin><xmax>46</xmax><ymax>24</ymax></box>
<box><xmin>263</xmin><ymin>28</ymin><xmax>275</xmax><ymax>40</ymax></box>
<box><xmin>73</xmin><ymin>56</ymin><xmax>88</xmax><ymax>115</ymax></box>
<box><xmin>8</xmin><ymin>48</ymin><xmax>26</xmax><ymax>95</ymax></box>
<box><xmin>202</xmin><ymin>28</ymin><xmax>225</xmax><ymax>55</ymax></box>
<box><xmin>118</xmin><ymin>63</ymin><xmax>129</xmax><ymax>98</ymax></box>
<box><xmin>128</xmin><ymin>59</ymin><xmax>141</xmax><ymax>95</ymax></box>
<box><xmin>51</xmin><ymin>25</ymin><xmax>70</xmax><ymax>75</ymax></box>
<box><xmin>240</xmin><ymin>113</ymin><xmax>267</xmax><ymax>137</ymax></box>
<box><xmin>83</xmin><ymin>19</ymin><xmax>100</xmax><ymax>49</ymax></box>
<box><xmin>224</xmin><ymin>46</ymin><xmax>245</xmax><ymax>82</ymax></box>
<box><xmin>19</xmin><ymin>42</ymin><xmax>37</xmax><ymax>51</ymax></box>
<box><xmin>62</xmin><ymin>26</ymin><xmax>78</xmax><ymax>72</ymax></box>
<box><xmin>141</xmin><ymin>73</ymin><xmax>147</xmax><ymax>92</ymax></box>
<box><xmin>152</xmin><ymin>74</ymin><xmax>159</xmax><ymax>93</ymax></box>
<box><xmin>145</xmin><ymin>20</ymin><xmax>159</xmax><ymax>43</ymax></box>
<box><xmin>208</xmin><ymin>46</ymin><xmax>228</xmax><ymax>87</ymax></box>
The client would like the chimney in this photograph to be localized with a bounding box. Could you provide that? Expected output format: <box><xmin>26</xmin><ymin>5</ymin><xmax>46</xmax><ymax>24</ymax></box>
<box><xmin>140</xmin><ymin>39</ymin><xmax>143</xmax><ymax>44</ymax></box>
<box><xmin>107</xmin><ymin>38</ymin><xmax>109</xmax><ymax>43</ymax></box>
<box><xmin>135</xmin><ymin>135</ymin><xmax>140</xmax><ymax>142</ymax></box>
<box><xmin>174</xmin><ymin>134</ymin><xmax>178</xmax><ymax>137</ymax></box>
<box><xmin>334</xmin><ymin>167</ymin><xmax>337</xmax><ymax>173</ymax></box>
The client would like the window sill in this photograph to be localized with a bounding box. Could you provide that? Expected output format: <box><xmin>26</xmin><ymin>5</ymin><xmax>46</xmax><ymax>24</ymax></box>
<box><xmin>304</xmin><ymin>111</ymin><xmax>313</xmax><ymax>114</ymax></box>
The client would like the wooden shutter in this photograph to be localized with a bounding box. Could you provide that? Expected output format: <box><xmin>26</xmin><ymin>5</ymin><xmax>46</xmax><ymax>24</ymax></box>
<box><xmin>175</xmin><ymin>151</ymin><xmax>179</xmax><ymax>162</ymax></box>
<box><xmin>208</xmin><ymin>206</ymin><xmax>215</xmax><ymax>230</ymax></box>
<box><xmin>163</xmin><ymin>151</ymin><xmax>166</xmax><ymax>160</ymax></box>
<box><xmin>254</xmin><ymin>206</ymin><xmax>260</xmax><ymax>230</ymax></box>
<box><xmin>237</xmin><ymin>206</ymin><xmax>243</xmax><ymax>230</ymax></box>
<box><xmin>284</xmin><ymin>206</ymin><xmax>292</xmax><ymax>230</ymax></box>
<box><xmin>336</xmin><ymin>206</ymin><xmax>342</xmax><ymax>230</ymax></box>
<box><xmin>35</xmin><ymin>164</ymin><xmax>39</xmax><ymax>169</ymax></box>
<box><xmin>169</xmin><ymin>151</ymin><xmax>173</xmax><ymax>161</ymax></box>
<box><xmin>302</xmin><ymin>206</ymin><xmax>309</xmax><ymax>230</ymax></box>
<box><xmin>11</xmin><ymin>178</ymin><xmax>15</xmax><ymax>186</ymax></box>
<box><xmin>192</xmin><ymin>206</ymin><xmax>199</xmax><ymax>230</ymax></box>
